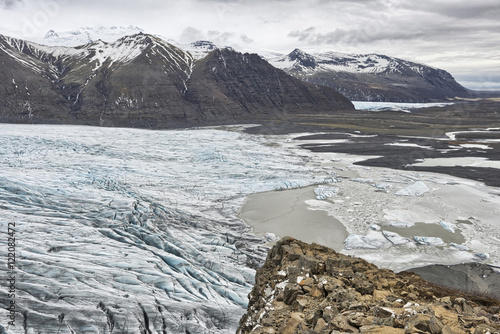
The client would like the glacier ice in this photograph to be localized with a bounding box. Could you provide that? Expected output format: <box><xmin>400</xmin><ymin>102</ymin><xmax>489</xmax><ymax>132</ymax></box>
<box><xmin>439</xmin><ymin>221</ymin><xmax>458</xmax><ymax>233</ymax></box>
<box><xmin>352</xmin><ymin>101</ymin><xmax>454</xmax><ymax>112</ymax></box>
<box><xmin>414</xmin><ymin>236</ymin><xmax>445</xmax><ymax>246</ymax></box>
<box><xmin>0</xmin><ymin>124</ymin><xmax>324</xmax><ymax>333</ymax></box>
<box><xmin>382</xmin><ymin>231</ymin><xmax>412</xmax><ymax>245</ymax></box>
<box><xmin>313</xmin><ymin>185</ymin><xmax>339</xmax><ymax>200</ymax></box>
<box><xmin>344</xmin><ymin>231</ymin><xmax>388</xmax><ymax>250</ymax></box>
<box><xmin>395</xmin><ymin>181</ymin><xmax>430</xmax><ymax>196</ymax></box>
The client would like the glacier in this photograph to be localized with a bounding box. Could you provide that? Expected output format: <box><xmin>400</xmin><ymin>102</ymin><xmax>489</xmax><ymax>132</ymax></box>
<box><xmin>352</xmin><ymin>101</ymin><xmax>454</xmax><ymax>112</ymax></box>
<box><xmin>0</xmin><ymin>124</ymin><xmax>325</xmax><ymax>334</ymax></box>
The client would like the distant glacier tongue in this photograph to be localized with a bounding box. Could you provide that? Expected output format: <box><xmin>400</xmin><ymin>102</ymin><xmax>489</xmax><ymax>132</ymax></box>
<box><xmin>0</xmin><ymin>124</ymin><xmax>321</xmax><ymax>334</ymax></box>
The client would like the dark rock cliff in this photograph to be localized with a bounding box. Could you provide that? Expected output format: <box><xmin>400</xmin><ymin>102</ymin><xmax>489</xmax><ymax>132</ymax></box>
<box><xmin>237</xmin><ymin>237</ymin><xmax>500</xmax><ymax>333</ymax></box>
<box><xmin>185</xmin><ymin>49</ymin><xmax>353</xmax><ymax>123</ymax></box>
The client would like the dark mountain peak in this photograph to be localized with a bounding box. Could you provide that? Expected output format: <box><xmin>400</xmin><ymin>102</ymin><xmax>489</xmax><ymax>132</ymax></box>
<box><xmin>116</xmin><ymin>33</ymin><xmax>153</xmax><ymax>45</ymax></box>
<box><xmin>289</xmin><ymin>48</ymin><xmax>308</xmax><ymax>57</ymax></box>
<box><xmin>214</xmin><ymin>46</ymin><xmax>238</xmax><ymax>55</ymax></box>
<box><xmin>0</xmin><ymin>33</ymin><xmax>26</xmax><ymax>48</ymax></box>
<box><xmin>80</xmin><ymin>38</ymin><xmax>108</xmax><ymax>49</ymax></box>
<box><xmin>287</xmin><ymin>48</ymin><xmax>317</xmax><ymax>69</ymax></box>
<box><xmin>191</xmin><ymin>40</ymin><xmax>217</xmax><ymax>50</ymax></box>
<box><xmin>44</xmin><ymin>30</ymin><xmax>59</xmax><ymax>39</ymax></box>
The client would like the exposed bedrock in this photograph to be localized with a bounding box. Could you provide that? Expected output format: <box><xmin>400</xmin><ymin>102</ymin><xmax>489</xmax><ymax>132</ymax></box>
<box><xmin>237</xmin><ymin>237</ymin><xmax>500</xmax><ymax>334</ymax></box>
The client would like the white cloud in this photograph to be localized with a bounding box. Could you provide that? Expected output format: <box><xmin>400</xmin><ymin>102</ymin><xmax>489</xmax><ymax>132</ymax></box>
<box><xmin>179</xmin><ymin>27</ymin><xmax>206</xmax><ymax>43</ymax></box>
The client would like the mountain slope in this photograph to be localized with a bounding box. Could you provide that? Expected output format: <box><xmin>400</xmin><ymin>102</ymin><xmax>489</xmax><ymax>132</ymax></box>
<box><xmin>185</xmin><ymin>48</ymin><xmax>353</xmax><ymax>122</ymax></box>
<box><xmin>0</xmin><ymin>36</ymin><xmax>75</xmax><ymax>123</ymax></box>
<box><xmin>267</xmin><ymin>49</ymin><xmax>471</xmax><ymax>102</ymax></box>
<box><xmin>0</xmin><ymin>34</ymin><xmax>354</xmax><ymax>128</ymax></box>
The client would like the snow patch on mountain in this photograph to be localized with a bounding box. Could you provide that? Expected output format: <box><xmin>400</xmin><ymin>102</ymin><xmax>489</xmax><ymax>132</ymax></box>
<box><xmin>181</xmin><ymin>40</ymin><xmax>219</xmax><ymax>60</ymax></box>
<box><xmin>25</xmin><ymin>26</ymin><xmax>220</xmax><ymax>62</ymax></box>
<box><xmin>3</xmin><ymin>32</ymin><xmax>191</xmax><ymax>77</ymax></box>
<box><xmin>0</xmin><ymin>35</ymin><xmax>57</xmax><ymax>75</ymax></box>
<box><xmin>36</xmin><ymin>25</ymin><xmax>145</xmax><ymax>47</ymax></box>
<box><xmin>266</xmin><ymin>48</ymin><xmax>422</xmax><ymax>75</ymax></box>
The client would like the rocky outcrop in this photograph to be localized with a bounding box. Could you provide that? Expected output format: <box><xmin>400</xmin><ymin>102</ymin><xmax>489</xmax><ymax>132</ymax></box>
<box><xmin>0</xmin><ymin>34</ymin><xmax>353</xmax><ymax>128</ymax></box>
<box><xmin>237</xmin><ymin>237</ymin><xmax>500</xmax><ymax>334</ymax></box>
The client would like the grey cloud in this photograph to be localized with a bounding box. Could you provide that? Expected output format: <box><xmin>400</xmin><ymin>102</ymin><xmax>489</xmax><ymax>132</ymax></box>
<box><xmin>179</xmin><ymin>27</ymin><xmax>205</xmax><ymax>43</ymax></box>
<box><xmin>1</xmin><ymin>0</ymin><xmax>22</xmax><ymax>9</ymax></box>
<box><xmin>240</xmin><ymin>34</ymin><xmax>253</xmax><ymax>43</ymax></box>
<box><xmin>401</xmin><ymin>0</ymin><xmax>500</xmax><ymax>19</ymax></box>
<box><xmin>209</xmin><ymin>31</ymin><xmax>235</xmax><ymax>43</ymax></box>
<box><xmin>289</xmin><ymin>27</ymin><xmax>425</xmax><ymax>46</ymax></box>
<box><xmin>179</xmin><ymin>28</ymin><xmax>243</xmax><ymax>45</ymax></box>
<box><xmin>288</xmin><ymin>0</ymin><xmax>500</xmax><ymax>50</ymax></box>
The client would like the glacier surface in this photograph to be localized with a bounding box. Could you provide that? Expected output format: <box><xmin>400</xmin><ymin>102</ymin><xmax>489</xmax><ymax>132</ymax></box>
<box><xmin>0</xmin><ymin>124</ymin><xmax>324</xmax><ymax>334</ymax></box>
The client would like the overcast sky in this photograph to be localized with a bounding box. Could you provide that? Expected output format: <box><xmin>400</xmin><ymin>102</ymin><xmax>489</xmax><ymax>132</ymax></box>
<box><xmin>1</xmin><ymin>0</ymin><xmax>499</xmax><ymax>90</ymax></box>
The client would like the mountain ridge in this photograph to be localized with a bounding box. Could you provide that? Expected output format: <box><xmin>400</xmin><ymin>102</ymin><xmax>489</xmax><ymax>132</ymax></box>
<box><xmin>266</xmin><ymin>48</ymin><xmax>471</xmax><ymax>102</ymax></box>
<box><xmin>5</xmin><ymin>26</ymin><xmax>472</xmax><ymax>103</ymax></box>
<box><xmin>0</xmin><ymin>32</ymin><xmax>353</xmax><ymax>128</ymax></box>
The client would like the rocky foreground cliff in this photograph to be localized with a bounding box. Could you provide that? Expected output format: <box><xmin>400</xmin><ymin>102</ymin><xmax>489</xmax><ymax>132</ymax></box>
<box><xmin>238</xmin><ymin>238</ymin><xmax>500</xmax><ymax>334</ymax></box>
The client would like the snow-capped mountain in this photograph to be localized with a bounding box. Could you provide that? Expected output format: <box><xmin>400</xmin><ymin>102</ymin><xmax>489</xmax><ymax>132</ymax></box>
<box><xmin>37</xmin><ymin>25</ymin><xmax>145</xmax><ymax>47</ymax></box>
<box><xmin>181</xmin><ymin>40</ymin><xmax>220</xmax><ymax>60</ymax></box>
<box><xmin>0</xmin><ymin>33</ymin><xmax>353</xmax><ymax>127</ymax></box>
<box><xmin>268</xmin><ymin>48</ymin><xmax>416</xmax><ymax>74</ymax></box>
<box><xmin>266</xmin><ymin>49</ymin><xmax>471</xmax><ymax>102</ymax></box>
<box><xmin>1</xmin><ymin>25</ymin><xmax>472</xmax><ymax>106</ymax></box>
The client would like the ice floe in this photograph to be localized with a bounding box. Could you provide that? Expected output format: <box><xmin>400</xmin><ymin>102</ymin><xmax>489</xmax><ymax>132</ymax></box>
<box><xmin>414</xmin><ymin>236</ymin><xmax>445</xmax><ymax>246</ymax></box>
<box><xmin>383</xmin><ymin>231</ymin><xmax>412</xmax><ymax>245</ymax></box>
<box><xmin>395</xmin><ymin>181</ymin><xmax>430</xmax><ymax>196</ymax></box>
<box><xmin>439</xmin><ymin>221</ymin><xmax>458</xmax><ymax>233</ymax></box>
<box><xmin>314</xmin><ymin>185</ymin><xmax>339</xmax><ymax>200</ymax></box>
<box><xmin>351</xmin><ymin>178</ymin><xmax>373</xmax><ymax>183</ymax></box>
<box><xmin>388</xmin><ymin>221</ymin><xmax>415</xmax><ymax>228</ymax></box>
<box><xmin>274</xmin><ymin>137</ymin><xmax>500</xmax><ymax>272</ymax></box>
<box><xmin>344</xmin><ymin>231</ymin><xmax>388</xmax><ymax>250</ymax></box>
<box><xmin>450</xmin><ymin>243</ymin><xmax>470</xmax><ymax>251</ymax></box>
